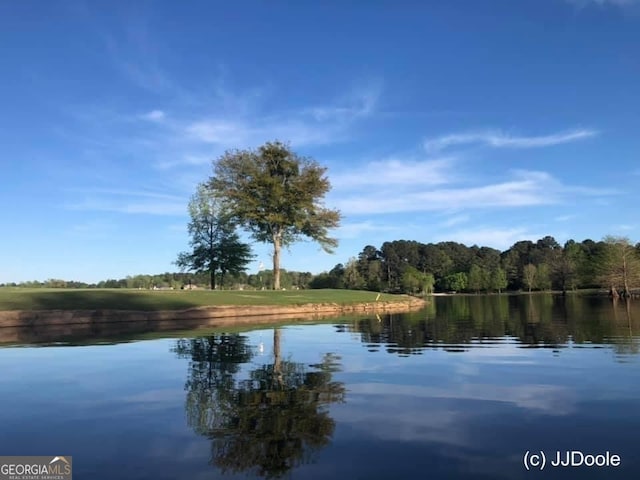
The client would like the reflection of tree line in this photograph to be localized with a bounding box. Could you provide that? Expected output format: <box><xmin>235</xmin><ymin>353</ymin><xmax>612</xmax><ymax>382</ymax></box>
<box><xmin>346</xmin><ymin>296</ymin><xmax>639</xmax><ymax>356</ymax></box>
<box><xmin>173</xmin><ymin>330</ymin><xmax>345</xmax><ymax>479</ymax></box>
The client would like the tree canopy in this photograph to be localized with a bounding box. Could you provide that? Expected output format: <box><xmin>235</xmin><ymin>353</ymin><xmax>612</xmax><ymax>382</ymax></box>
<box><xmin>176</xmin><ymin>183</ymin><xmax>253</xmax><ymax>289</ymax></box>
<box><xmin>311</xmin><ymin>234</ymin><xmax>640</xmax><ymax>296</ymax></box>
<box><xmin>598</xmin><ymin>236</ymin><xmax>640</xmax><ymax>298</ymax></box>
<box><xmin>209</xmin><ymin>141</ymin><xmax>341</xmax><ymax>289</ymax></box>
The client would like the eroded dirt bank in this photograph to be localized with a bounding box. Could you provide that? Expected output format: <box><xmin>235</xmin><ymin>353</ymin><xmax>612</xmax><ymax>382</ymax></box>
<box><xmin>0</xmin><ymin>299</ymin><xmax>426</xmax><ymax>331</ymax></box>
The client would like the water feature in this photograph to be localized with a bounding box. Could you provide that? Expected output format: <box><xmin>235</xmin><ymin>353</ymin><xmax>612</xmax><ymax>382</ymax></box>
<box><xmin>0</xmin><ymin>295</ymin><xmax>638</xmax><ymax>479</ymax></box>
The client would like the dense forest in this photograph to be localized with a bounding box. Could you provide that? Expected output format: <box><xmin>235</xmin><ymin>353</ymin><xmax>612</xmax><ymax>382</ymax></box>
<box><xmin>311</xmin><ymin>235</ymin><xmax>640</xmax><ymax>297</ymax></box>
<box><xmin>3</xmin><ymin>235</ymin><xmax>639</xmax><ymax>297</ymax></box>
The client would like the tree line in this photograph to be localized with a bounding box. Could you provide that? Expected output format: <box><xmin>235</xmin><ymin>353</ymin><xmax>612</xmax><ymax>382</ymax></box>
<box><xmin>3</xmin><ymin>235</ymin><xmax>638</xmax><ymax>295</ymax></box>
<box><xmin>0</xmin><ymin>270</ymin><xmax>313</xmax><ymax>290</ymax></box>
<box><xmin>311</xmin><ymin>235</ymin><xmax>640</xmax><ymax>297</ymax></box>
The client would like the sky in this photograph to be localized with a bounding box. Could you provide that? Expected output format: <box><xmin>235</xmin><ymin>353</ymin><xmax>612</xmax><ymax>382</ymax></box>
<box><xmin>1</xmin><ymin>0</ymin><xmax>639</xmax><ymax>283</ymax></box>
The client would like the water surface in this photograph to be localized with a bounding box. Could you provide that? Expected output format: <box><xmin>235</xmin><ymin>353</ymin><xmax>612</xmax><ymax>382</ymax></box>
<box><xmin>0</xmin><ymin>295</ymin><xmax>638</xmax><ymax>479</ymax></box>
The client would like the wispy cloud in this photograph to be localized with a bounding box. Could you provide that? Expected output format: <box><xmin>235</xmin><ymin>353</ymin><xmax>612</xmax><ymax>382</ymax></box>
<box><xmin>440</xmin><ymin>214</ymin><xmax>471</xmax><ymax>228</ymax></box>
<box><xmin>65</xmin><ymin>188</ymin><xmax>186</xmax><ymax>216</ymax></box>
<box><xmin>156</xmin><ymin>154</ymin><xmax>212</xmax><ymax>170</ymax></box>
<box><xmin>331</xmin><ymin>157</ymin><xmax>455</xmax><ymax>189</ymax></box>
<box><xmin>67</xmin><ymin>199</ymin><xmax>185</xmax><ymax>216</ymax></box>
<box><xmin>308</xmin><ymin>81</ymin><xmax>382</xmax><ymax>121</ymax></box>
<box><xmin>554</xmin><ymin>214</ymin><xmax>578</xmax><ymax>222</ymax></box>
<box><xmin>68</xmin><ymin>188</ymin><xmax>184</xmax><ymax>202</ymax></box>
<box><xmin>184</xmin><ymin>117</ymin><xmax>343</xmax><ymax>148</ymax></box>
<box><xmin>424</xmin><ymin>128</ymin><xmax>597</xmax><ymax>153</ymax></box>
<box><xmin>336</xmin><ymin>221</ymin><xmax>399</xmax><ymax>239</ymax></box>
<box><xmin>101</xmin><ymin>13</ymin><xmax>184</xmax><ymax>96</ymax></box>
<box><xmin>613</xmin><ymin>224</ymin><xmax>636</xmax><ymax>231</ymax></box>
<box><xmin>435</xmin><ymin>226</ymin><xmax>545</xmax><ymax>250</ymax></box>
<box><xmin>566</xmin><ymin>0</ymin><xmax>639</xmax><ymax>7</ymax></box>
<box><xmin>140</xmin><ymin>110</ymin><xmax>166</xmax><ymax>122</ymax></box>
<box><xmin>333</xmin><ymin>168</ymin><xmax>614</xmax><ymax>215</ymax></box>
<box><xmin>185</xmin><ymin>119</ymin><xmax>249</xmax><ymax>145</ymax></box>
<box><xmin>335</xmin><ymin>169</ymin><xmax>549</xmax><ymax>214</ymax></box>
<box><xmin>53</xmin><ymin>74</ymin><xmax>385</xmax><ymax>227</ymax></box>
<box><xmin>182</xmin><ymin>82</ymin><xmax>381</xmax><ymax>151</ymax></box>
<box><xmin>65</xmin><ymin>220</ymin><xmax>118</xmax><ymax>241</ymax></box>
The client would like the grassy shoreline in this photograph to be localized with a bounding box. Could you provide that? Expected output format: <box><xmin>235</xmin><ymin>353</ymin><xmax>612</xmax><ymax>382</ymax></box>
<box><xmin>0</xmin><ymin>288</ymin><xmax>410</xmax><ymax>312</ymax></box>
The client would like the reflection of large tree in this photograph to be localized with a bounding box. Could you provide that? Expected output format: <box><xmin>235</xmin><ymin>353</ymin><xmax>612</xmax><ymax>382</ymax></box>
<box><xmin>174</xmin><ymin>335</ymin><xmax>254</xmax><ymax>431</ymax></box>
<box><xmin>175</xmin><ymin>330</ymin><xmax>345</xmax><ymax>478</ymax></box>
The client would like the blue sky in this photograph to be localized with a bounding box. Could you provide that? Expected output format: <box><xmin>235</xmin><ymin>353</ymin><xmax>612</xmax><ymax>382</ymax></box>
<box><xmin>1</xmin><ymin>0</ymin><xmax>639</xmax><ymax>283</ymax></box>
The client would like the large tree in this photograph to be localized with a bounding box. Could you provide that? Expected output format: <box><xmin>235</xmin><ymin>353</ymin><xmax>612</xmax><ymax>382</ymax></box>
<box><xmin>210</xmin><ymin>142</ymin><xmax>341</xmax><ymax>290</ymax></box>
<box><xmin>176</xmin><ymin>183</ymin><xmax>253</xmax><ymax>290</ymax></box>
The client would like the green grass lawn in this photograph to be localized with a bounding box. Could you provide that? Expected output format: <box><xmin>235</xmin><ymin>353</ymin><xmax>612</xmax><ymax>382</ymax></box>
<box><xmin>0</xmin><ymin>288</ymin><xmax>409</xmax><ymax>311</ymax></box>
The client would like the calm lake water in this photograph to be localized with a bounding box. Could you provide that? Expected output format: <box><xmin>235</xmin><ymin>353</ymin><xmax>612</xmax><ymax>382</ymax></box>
<box><xmin>0</xmin><ymin>295</ymin><xmax>638</xmax><ymax>479</ymax></box>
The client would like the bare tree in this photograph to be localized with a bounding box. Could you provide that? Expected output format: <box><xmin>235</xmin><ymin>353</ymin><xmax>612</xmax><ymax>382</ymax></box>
<box><xmin>598</xmin><ymin>236</ymin><xmax>640</xmax><ymax>298</ymax></box>
<box><xmin>522</xmin><ymin>263</ymin><xmax>537</xmax><ymax>293</ymax></box>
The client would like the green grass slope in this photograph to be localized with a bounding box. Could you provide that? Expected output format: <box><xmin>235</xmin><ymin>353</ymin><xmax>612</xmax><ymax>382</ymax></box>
<box><xmin>0</xmin><ymin>288</ymin><xmax>408</xmax><ymax>311</ymax></box>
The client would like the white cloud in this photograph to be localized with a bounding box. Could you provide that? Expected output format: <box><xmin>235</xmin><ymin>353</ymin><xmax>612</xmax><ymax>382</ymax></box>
<box><xmin>424</xmin><ymin>128</ymin><xmax>597</xmax><ymax>153</ymax></box>
<box><xmin>183</xmin><ymin>84</ymin><xmax>380</xmax><ymax>151</ymax></box>
<box><xmin>58</xmin><ymin>79</ymin><xmax>383</xmax><ymax>224</ymax></box>
<box><xmin>103</xmin><ymin>28</ymin><xmax>178</xmax><ymax>95</ymax></box>
<box><xmin>308</xmin><ymin>81</ymin><xmax>381</xmax><ymax>121</ymax></box>
<box><xmin>435</xmin><ymin>227</ymin><xmax>545</xmax><ymax>250</ymax></box>
<box><xmin>336</xmin><ymin>221</ymin><xmax>399</xmax><ymax>239</ymax></box>
<box><xmin>184</xmin><ymin>117</ymin><xmax>344</xmax><ymax>149</ymax></box>
<box><xmin>68</xmin><ymin>188</ymin><xmax>184</xmax><ymax>201</ymax></box>
<box><xmin>65</xmin><ymin>189</ymin><xmax>187</xmax><ymax>216</ymax></box>
<box><xmin>440</xmin><ymin>214</ymin><xmax>471</xmax><ymax>228</ymax></box>
<box><xmin>65</xmin><ymin>220</ymin><xmax>117</xmax><ymax>240</ymax></box>
<box><xmin>140</xmin><ymin>110</ymin><xmax>166</xmax><ymax>122</ymax></box>
<box><xmin>331</xmin><ymin>157</ymin><xmax>455</xmax><ymax>189</ymax></box>
<box><xmin>186</xmin><ymin>119</ymin><xmax>249</xmax><ymax>145</ymax></box>
<box><xmin>156</xmin><ymin>154</ymin><xmax>211</xmax><ymax>170</ymax></box>
<box><xmin>613</xmin><ymin>224</ymin><xmax>636</xmax><ymax>231</ymax></box>
<box><xmin>566</xmin><ymin>0</ymin><xmax>639</xmax><ymax>7</ymax></box>
<box><xmin>554</xmin><ymin>214</ymin><xmax>578</xmax><ymax>222</ymax></box>
<box><xmin>335</xmin><ymin>170</ymin><xmax>554</xmax><ymax>214</ymax></box>
<box><xmin>68</xmin><ymin>199</ymin><xmax>186</xmax><ymax>216</ymax></box>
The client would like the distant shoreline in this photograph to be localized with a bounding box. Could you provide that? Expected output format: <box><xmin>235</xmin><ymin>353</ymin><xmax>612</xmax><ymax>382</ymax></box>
<box><xmin>427</xmin><ymin>289</ymin><xmax>612</xmax><ymax>296</ymax></box>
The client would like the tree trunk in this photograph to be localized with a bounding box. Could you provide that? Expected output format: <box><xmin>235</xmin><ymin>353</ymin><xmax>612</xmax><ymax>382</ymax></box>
<box><xmin>273</xmin><ymin>233</ymin><xmax>281</xmax><ymax>290</ymax></box>
<box><xmin>623</xmin><ymin>256</ymin><xmax>630</xmax><ymax>298</ymax></box>
<box><xmin>210</xmin><ymin>269</ymin><xmax>216</xmax><ymax>290</ymax></box>
<box><xmin>610</xmin><ymin>285</ymin><xmax>619</xmax><ymax>299</ymax></box>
